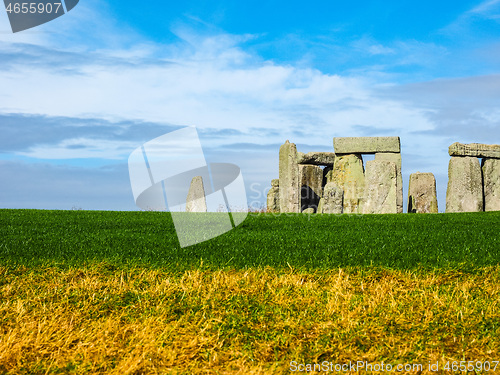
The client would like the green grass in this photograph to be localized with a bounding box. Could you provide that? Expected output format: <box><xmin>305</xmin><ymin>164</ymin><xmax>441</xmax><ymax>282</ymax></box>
<box><xmin>1</xmin><ymin>209</ymin><xmax>500</xmax><ymax>373</ymax></box>
<box><xmin>1</xmin><ymin>209</ymin><xmax>499</xmax><ymax>271</ymax></box>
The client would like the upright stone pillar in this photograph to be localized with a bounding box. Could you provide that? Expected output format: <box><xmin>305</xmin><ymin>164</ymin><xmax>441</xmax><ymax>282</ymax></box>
<box><xmin>327</xmin><ymin>154</ymin><xmax>365</xmax><ymax>213</ymax></box>
<box><xmin>267</xmin><ymin>179</ymin><xmax>280</xmax><ymax>213</ymax></box>
<box><xmin>186</xmin><ymin>176</ymin><xmax>207</xmax><ymax>212</ymax></box>
<box><xmin>279</xmin><ymin>140</ymin><xmax>300</xmax><ymax>213</ymax></box>
<box><xmin>333</xmin><ymin>136</ymin><xmax>401</xmax><ymax>214</ymax></box>
<box><xmin>482</xmin><ymin>158</ymin><xmax>500</xmax><ymax>212</ymax></box>
<box><xmin>362</xmin><ymin>160</ymin><xmax>398</xmax><ymax>214</ymax></box>
<box><xmin>407</xmin><ymin>172</ymin><xmax>438</xmax><ymax>213</ymax></box>
<box><xmin>318</xmin><ymin>182</ymin><xmax>343</xmax><ymax>214</ymax></box>
<box><xmin>375</xmin><ymin>153</ymin><xmax>403</xmax><ymax>213</ymax></box>
<box><xmin>446</xmin><ymin>156</ymin><xmax>483</xmax><ymax>213</ymax></box>
<box><xmin>298</xmin><ymin>164</ymin><xmax>323</xmax><ymax>212</ymax></box>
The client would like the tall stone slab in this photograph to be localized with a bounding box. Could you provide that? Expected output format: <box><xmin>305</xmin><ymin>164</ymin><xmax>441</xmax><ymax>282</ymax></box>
<box><xmin>186</xmin><ymin>176</ymin><xmax>207</xmax><ymax>212</ymax></box>
<box><xmin>318</xmin><ymin>182</ymin><xmax>343</xmax><ymax>214</ymax></box>
<box><xmin>375</xmin><ymin>152</ymin><xmax>403</xmax><ymax>213</ymax></box>
<box><xmin>449</xmin><ymin>142</ymin><xmax>500</xmax><ymax>159</ymax></box>
<box><xmin>407</xmin><ymin>172</ymin><xmax>438</xmax><ymax>213</ymax></box>
<box><xmin>279</xmin><ymin>140</ymin><xmax>300</xmax><ymax>213</ymax></box>
<box><xmin>482</xmin><ymin>158</ymin><xmax>500</xmax><ymax>212</ymax></box>
<box><xmin>334</xmin><ymin>137</ymin><xmax>400</xmax><ymax>154</ymax></box>
<box><xmin>267</xmin><ymin>179</ymin><xmax>280</xmax><ymax>213</ymax></box>
<box><xmin>446</xmin><ymin>157</ymin><xmax>483</xmax><ymax>213</ymax></box>
<box><xmin>327</xmin><ymin>154</ymin><xmax>365</xmax><ymax>213</ymax></box>
<box><xmin>362</xmin><ymin>160</ymin><xmax>398</xmax><ymax>214</ymax></box>
<box><xmin>298</xmin><ymin>164</ymin><xmax>323</xmax><ymax>212</ymax></box>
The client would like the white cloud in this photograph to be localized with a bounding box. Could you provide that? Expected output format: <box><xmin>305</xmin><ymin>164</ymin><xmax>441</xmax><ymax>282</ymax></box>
<box><xmin>17</xmin><ymin>138</ymin><xmax>140</xmax><ymax>160</ymax></box>
<box><xmin>439</xmin><ymin>0</ymin><xmax>500</xmax><ymax>37</ymax></box>
<box><xmin>470</xmin><ymin>0</ymin><xmax>500</xmax><ymax>15</ymax></box>
<box><xmin>0</xmin><ymin>28</ymin><xmax>437</xmax><ymax>153</ymax></box>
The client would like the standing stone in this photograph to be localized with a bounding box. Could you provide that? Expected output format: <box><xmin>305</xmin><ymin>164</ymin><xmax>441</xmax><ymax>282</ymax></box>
<box><xmin>327</xmin><ymin>154</ymin><xmax>365</xmax><ymax>213</ymax></box>
<box><xmin>482</xmin><ymin>158</ymin><xmax>500</xmax><ymax>212</ymax></box>
<box><xmin>362</xmin><ymin>160</ymin><xmax>398</xmax><ymax>214</ymax></box>
<box><xmin>186</xmin><ymin>176</ymin><xmax>207</xmax><ymax>212</ymax></box>
<box><xmin>334</xmin><ymin>137</ymin><xmax>400</xmax><ymax>154</ymax></box>
<box><xmin>322</xmin><ymin>165</ymin><xmax>333</xmax><ymax>188</ymax></box>
<box><xmin>375</xmin><ymin>153</ymin><xmax>403</xmax><ymax>213</ymax></box>
<box><xmin>407</xmin><ymin>172</ymin><xmax>438</xmax><ymax>213</ymax></box>
<box><xmin>266</xmin><ymin>180</ymin><xmax>280</xmax><ymax>213</ymax></box>
<box><xmin>299</xmin><ymin>164</ymin><xmax>323</xmax><ymax>212</ymax></box>
<box><xmin>446</xmin><ymin>157</ymin><xmax>483</xmax><ymax>213</ymax></box>
<box><xmin>319</xmin><ymin>182</ymin><xmax>344</xmax><ymax>214</ymax></box>
<box><xmin>279</xmin><ymin>140</ymin><xmax>300</xmax><ymax>213</ymax></box>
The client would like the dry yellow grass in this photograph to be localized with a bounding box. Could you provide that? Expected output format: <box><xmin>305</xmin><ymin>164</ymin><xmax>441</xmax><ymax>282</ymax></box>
<box><xmin>0</xmin><ymin>264</ymin><xmax>499</xmax><ymax>374</ymax></box>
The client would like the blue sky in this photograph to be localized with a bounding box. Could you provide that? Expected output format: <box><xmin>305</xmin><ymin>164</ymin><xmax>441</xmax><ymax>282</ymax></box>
<box><xmin>1</xmin><ymin>0</ymin><xmax>500</xmax><ymax>211</ymax></box>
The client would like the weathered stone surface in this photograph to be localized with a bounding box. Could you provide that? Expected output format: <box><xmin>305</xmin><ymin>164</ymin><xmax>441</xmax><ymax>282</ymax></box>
<box><xmin>327</xmin><ymin>154</ymin><xmax>365</xmax><ymax>213</ymax></box>
<box><xmin>266</xmin><ymin>186</ymin><xmax>280</xmax><ymax>213</ymax></box>
<box><xmin>361</xmin><ymin>160</ymin><xmax>398</xmax><ymax>214</ymax></box>
<box><xmin>407</xmin><ymin>172</ymin><xmax>438</xmax><ymax>213</ymax></box>
<box><xmin>302</xmin><ymin>207</ymin><xmax>315</xmax><ymax>214</ymax></box>
<box><xmin>279</xmin><ymin>140</ymin><xmax>300</xmax><ymax>213</ymax></box>
<box><xmin>322</xmin><ymin>165</ymin><xmax>333</xmax><ymax>187</ymax></box>
<box><xmin>271</xmin><ymin>179</ymin><xmax>279</xmax><ymax>187</ymax></box>
<box><xmin>317</xmin><ymin>198</ymin><xmax>324</xmax><ymax>214</ymax></box>
<box><xmin>446</xmin><ymin>157</ymin><xmax>483</xmax><ymax>213</ymax></box>
<box><xmin>297</xmin><ymin>152</ymin><xmax>336</xmax><ymax>166</ymax></box>
<box><xmin>449</xmin><ymin>142</ymin><xmax>500</xmax><ymax>159</ymax></box>
<box><xmin>186</xmin><ymin>176</ymin><xmax>207</xmax><ymax>212</ymax></box>
<box><xmin>319</xmin><ymin>182</ymin><xmax>344</xmax><ymax>214</ymax></box>
<box><xmin>299</xmin><ymin>164</ymin><xmax>323</xmax><ymax>212</ymax></box>
<box><xmin>375</xmin><ymin>153</ymin><xmax>403</xmax><ymax>213</ymax></box>
<box><xmin>334</xmin><ymin>137</ymin><xmax>400</xmax><ymax>154</ymax></box>
<box><xmin>482</xmin><ymin>158</ymin><xmax>500</xmax><ymax>212</ymax></box>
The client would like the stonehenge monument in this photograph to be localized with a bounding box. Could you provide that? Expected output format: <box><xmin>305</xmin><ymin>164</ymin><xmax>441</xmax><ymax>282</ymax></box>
<box><xmin>334</xmin><ymin>136</ymin><xmax>403</xmax><ymax>214</ymax></box>
<box><xmin>446</xmin><ymin>143</ymin><xmax>500</xmax><ymax>213</ymax></box>
<box><xmin>408</xmin><ymin>172</ymin><xmax>438</xmax><ymax>213</ymax></box>
<box><xmin>270</xmin><ymin>139</ymin><xmax>500</xmax><ymax>215</ymax></box>
<box><xmin>274</xmin><ymin>136</ymin><xmax>403</xmax><ymax>214</ymax></box>
<box><xmin>186</xmin><ymin>176</ymin><xmax>207</xmax><ymax>212</ymax></box>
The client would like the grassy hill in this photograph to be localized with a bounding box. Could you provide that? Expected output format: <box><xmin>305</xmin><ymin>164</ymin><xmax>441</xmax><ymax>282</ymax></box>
<box><xmin>1</xmin><ymin>209</ymin><xmax>499</xmax><ymax>374</ymax></box>
<box><xmin>1</xmin><ymin>209</ymin><xmax>500</xmax><ymax>270</ymax></box>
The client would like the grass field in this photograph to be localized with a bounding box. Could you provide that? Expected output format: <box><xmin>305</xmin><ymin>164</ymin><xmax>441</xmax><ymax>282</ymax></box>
<box><xmin>1</xmin><ymin>209</ymin><xmax>500</xmax><ymax>270</ymax></box>
<box><xmin>1</xmin><ymin>209</ymin><xmax>500</xmax><ymax>374</ymax></box>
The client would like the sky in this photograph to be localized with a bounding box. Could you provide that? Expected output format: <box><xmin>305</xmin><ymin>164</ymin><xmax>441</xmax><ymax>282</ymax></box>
<box><xmin>1</xmin><ymin>0</ymin><xmax>500</xmax><ymax>211</ymax></box>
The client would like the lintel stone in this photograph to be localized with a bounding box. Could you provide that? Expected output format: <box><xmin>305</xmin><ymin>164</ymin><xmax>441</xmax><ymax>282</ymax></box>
<box><xmin>334</xmin><ymin>137</ymin><xmax>400</xmax><ymax>154</ymax></box>
<box><xmin>297</xmin><ymin>152</ymin><xmax>336</xmax><ymax>166</ymax></box>
<box><xmin>449</xmin><ymin>142</ymin><xmax>500</xmax><ymax>159</ymax></box>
